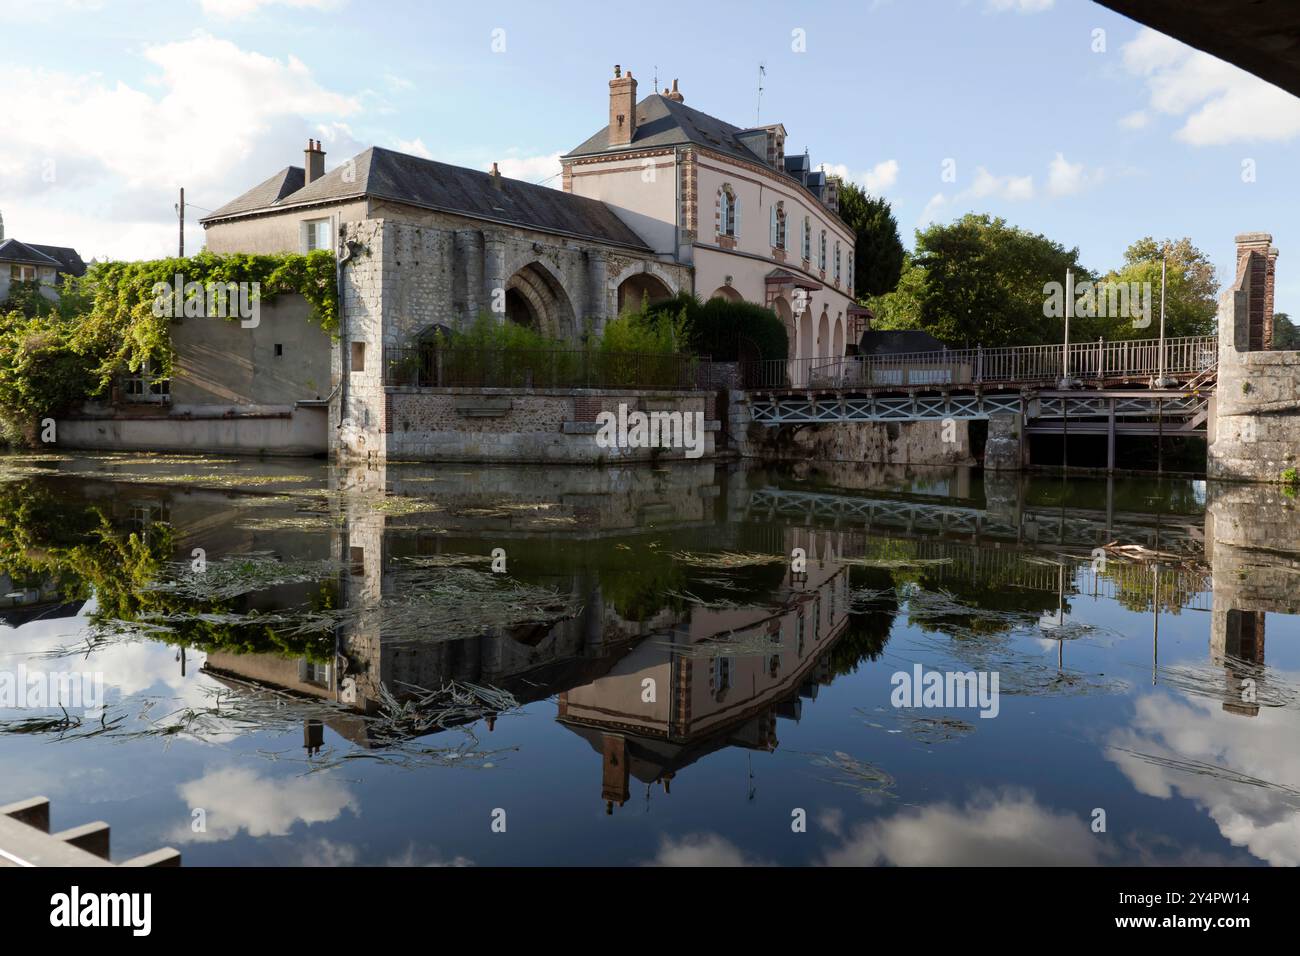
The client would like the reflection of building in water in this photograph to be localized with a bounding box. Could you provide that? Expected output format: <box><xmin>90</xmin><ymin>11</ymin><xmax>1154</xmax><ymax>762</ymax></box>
<box><xmin>558</xmin><ymin>529</ymin><xmax>851</xmax><ymax>813</ymax></box>
<box><xmin>1206</xmin><ymin>484</ymin><xmax>1299</xmax><ymax>717</ymax></box>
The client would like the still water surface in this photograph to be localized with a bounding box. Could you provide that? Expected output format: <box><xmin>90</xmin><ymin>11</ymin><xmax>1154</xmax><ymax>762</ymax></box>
<box><xmin>0</xmin><ymin>453</ymin><xmax>1296</xmax><ymax>866</ymax></box>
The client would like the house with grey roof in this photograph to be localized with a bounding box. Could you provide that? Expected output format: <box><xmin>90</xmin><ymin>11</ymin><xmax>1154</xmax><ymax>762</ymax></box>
<box><xmin>562</xmin><ymin>68</ymin><xmax>866</xmax><ymax>385</ymax></box>
<box><xmin>0</xmin><ymin>212</ymin><xmax>87</xmax><ymax>306</ymax></box>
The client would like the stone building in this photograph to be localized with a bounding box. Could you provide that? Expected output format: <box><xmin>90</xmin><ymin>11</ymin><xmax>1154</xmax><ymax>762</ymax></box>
<box><xmin>564</xmin><ymin>68</ymin><xmax>866</xmax><ymax>373</ymax></box>
<box><xmin>0</xmin><ymin>211</ymin><xmax>87</xmax><ymax>304</ymax></box>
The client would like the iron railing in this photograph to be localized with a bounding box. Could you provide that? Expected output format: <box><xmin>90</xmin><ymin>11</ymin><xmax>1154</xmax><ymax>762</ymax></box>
<box><xmin>382</xmin><ymin>346</ymin><xmax>711</xmax><ymax>391</ymax></box>
<box><xmin>741</xmin><ymin>335</ymin><xmax>1217</xmax><ymax>390</ymax></box>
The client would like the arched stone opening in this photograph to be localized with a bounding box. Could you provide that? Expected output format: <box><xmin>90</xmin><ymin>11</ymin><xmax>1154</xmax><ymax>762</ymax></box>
<box><xmin>797</xmin><ymin>311</ymin><xmax>815</xmax><ymax>385</ymax></box>
<box><xmin>617</xmin><ymin>272</ymin><xmax>673</xmax><ymax>315</ymax></box>
<box><xmin>816</xmin><ymin>309</ymin><xmax>831</xmax><ymax>360</ymax></box>
<box><xmin>709</xmin><ymin>285</ymin><xmax>743</xmax><ymax>303</ymax></box>
<box><xmin>832</xmin><ymin>315</ymin><xmax>845</xmax><ymax>358</ymax></box>
<box><xmin>505</xmin><ymin>261</ymin><xmax>577</xmax><ymax>341</ymax></box>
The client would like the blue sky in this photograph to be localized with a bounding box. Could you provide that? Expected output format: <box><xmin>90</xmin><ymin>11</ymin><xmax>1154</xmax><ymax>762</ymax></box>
<box><xmin>2</xmin><ymin>0</ymin><xmax>1299</xmax><ymax>313</ymax></box>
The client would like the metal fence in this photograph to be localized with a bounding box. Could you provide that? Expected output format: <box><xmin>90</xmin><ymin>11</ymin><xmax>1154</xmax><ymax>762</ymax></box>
<box><xmin>382</xmin><ymin>346</ymin><xmax>712</xmax><ymax>391</ymax></box>
<box><xmin>741</xmin><ymin>335</ymin><xmax>1217</xmax><ymax>390</ymax></box>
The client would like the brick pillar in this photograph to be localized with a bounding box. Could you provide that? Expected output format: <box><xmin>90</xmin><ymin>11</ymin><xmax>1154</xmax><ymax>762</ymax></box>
<box><xmin>1234</xmin><ymin>232</ymin><xmax>1275</xmax><ymax>351</ymax></box>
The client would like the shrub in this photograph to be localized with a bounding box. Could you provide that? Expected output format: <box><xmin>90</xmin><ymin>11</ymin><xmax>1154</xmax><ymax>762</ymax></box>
<box><xmin>622</xmin><ymin>291</ymin><xmax>787</xmax><ymax>362</ymax></box>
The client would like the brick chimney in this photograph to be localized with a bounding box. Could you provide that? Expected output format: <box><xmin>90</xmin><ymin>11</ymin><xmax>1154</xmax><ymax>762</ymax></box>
<box><xmin>1235</xmin><ymin>232</ymin><xmax>1278</xmax><ymax>350</ymax></box>
<box><xmin>304</xmin><ymin>139</ymin><xmax>326</xmax><ymax>185</ymax></box>
<box><xmin>608</xmin><ymin>65</ymin><xmax>638</xmax><ymax>148</ymax></box>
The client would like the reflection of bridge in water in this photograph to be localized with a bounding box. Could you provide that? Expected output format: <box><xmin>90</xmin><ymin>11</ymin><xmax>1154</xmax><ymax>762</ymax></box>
<box><xmin>746</xmin><ymin>487</ymin><xmax>1205</xmax><ymax>554</ymax></box>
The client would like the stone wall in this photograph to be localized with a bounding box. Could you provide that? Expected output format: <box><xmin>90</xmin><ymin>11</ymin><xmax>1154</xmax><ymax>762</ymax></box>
<box><xmin>1208</xmin><ymin>232</ymin><xmax>1300</xmax><ymax>482</ymax></box>
<box><xmin>382</xmin><ymin>386</ymin><xmax>719</xmax><ymax>463</ymax></box>
<box><xmin>736</xmin><ymin>410</ymin><xmax>975</xmax><ymax>467</ymax></box>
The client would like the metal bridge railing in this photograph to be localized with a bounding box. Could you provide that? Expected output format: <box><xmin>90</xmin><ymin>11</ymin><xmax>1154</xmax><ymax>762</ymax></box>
<box><xmin>741</xmin><ymin>335</ymin><xmax>1217</xmax><ymax>390</ymax></box>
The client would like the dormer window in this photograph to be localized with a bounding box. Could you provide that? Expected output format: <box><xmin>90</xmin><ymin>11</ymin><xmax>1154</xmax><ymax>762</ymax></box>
<box><xmin>719</xmin><ymin>185</ymin><xmax>739</xmax><ymax>238</ymax></box>
<box><xmin>770</xmin><ymin>202</ymin><xmax>786</xmax><ymax>250</ymax></box>
<box><xmin>818</xmin><ymin>230</ymin><xmax>827</xmax><ymax>271</ymax></box>
<box><xmin>802</xmin><ymin>217</ymin><xmax>811</xmax><ymax>261</ymax></box>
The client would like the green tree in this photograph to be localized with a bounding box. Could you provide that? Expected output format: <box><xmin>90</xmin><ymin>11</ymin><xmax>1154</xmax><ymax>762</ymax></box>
<box><xmin>838</xmin><ymin>182</ymin><xmax>904</xmax><ymax>299</ymax></box>
<box><xmin>869</xmin><ymin>213</ymin><xmax>1090</xmax><ymax>347</ymax></box>
<box><xmin>1078</xmin><ymin>237</ymin><xmax>1218</xmax><ymax>341</ymax></box>
<box><xmin>1273</xmin><ymin>312</ymin><xmax>1300</xmax><ymax>350</ymax></box>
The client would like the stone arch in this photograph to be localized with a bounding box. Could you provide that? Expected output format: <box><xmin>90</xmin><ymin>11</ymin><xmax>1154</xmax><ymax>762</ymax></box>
<box><xmin>797</xmin><ymin>310</ymin><xmax>815</xmax><ymax>385</ymax></box>
<box><xmin>504</xmin><ymin>260</ymin><xmax>577</xmax><ymax>341</ymax></box>
<box><xmin>616</xmin><ymin>271</ymin><xmax>674</xmax><ymax>315</ymax></box>
<box><xmin>772</xmin><ymin>296</ymin><xmax>795</xmax><ymax>358</ymax></box>
<box><xmin>832</xmin><ymin>314</ymin><xmax>845</xmax><ymax>358</ymax></box>
<box><xmin>816</xmin><ymin>308</ymin><xmax>831</xmax><ymax>359</ymax></box>
<box><xmin>709</xmin><ymin>285</ymin><xmax>743</xmax><ymax>303</ymax></box>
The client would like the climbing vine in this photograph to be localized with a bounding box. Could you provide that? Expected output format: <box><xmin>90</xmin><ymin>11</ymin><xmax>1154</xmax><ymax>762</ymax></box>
<box><xmin>0</xmin><ymin>250</ymin><xmax>337</xmax><ymax>444</ymax></box>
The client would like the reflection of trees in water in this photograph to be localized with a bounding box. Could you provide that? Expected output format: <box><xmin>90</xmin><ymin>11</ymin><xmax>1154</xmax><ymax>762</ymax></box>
<box><xmin>827</xmin><ymin>566</ymin><xmax>897</xmax><ymax>675</ymax></box>
<box><xmin>1097</xmin><ymin>559</ymin><xmax>1209</xmax><ymax>615</ymax></box>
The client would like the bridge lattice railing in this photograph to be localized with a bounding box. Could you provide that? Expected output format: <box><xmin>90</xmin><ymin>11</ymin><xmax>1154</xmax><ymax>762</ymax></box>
<box><xmin>742</xmin><ymin>335</ymin><xmax>1217</xmax><ymax>390</ymax></box>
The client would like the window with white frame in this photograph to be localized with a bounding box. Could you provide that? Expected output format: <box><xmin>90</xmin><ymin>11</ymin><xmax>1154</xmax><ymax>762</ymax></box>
<box><xmin>847</xmin><ymin>254</ymin><xmax>854</xmax><ymax>295</ymax></box>
<box><xmin>802</xmin><ymin>217</ymin><xmax>811</xmax><ymax>261</ymax></box>
<box><xmin>818</xmin><ymin>230</ymin><xmax>827</xmax><ymax>270</ymax></box>
<box><xmin>10</xmin><ymin>264</ymin><xmax>37</xmax><ymax>282</ymax></box>
<box><xmin>720</xmin><ymin>185</ymin><xmax>738</xmax><ymax>238</ymax></box>
<box><xmin>834</xmin><ymin>241</ymin><xmax>842</xmax><ymax>284</ymax></box>
<box><xmin>303</xmin><ymin>218</ymin><xmax>332</xmax><ymax>253</ymax></box>
<box><xmin>770</xmin><ymin>202</ymin><xmax>787</xmax><ymax>250</ymax></box>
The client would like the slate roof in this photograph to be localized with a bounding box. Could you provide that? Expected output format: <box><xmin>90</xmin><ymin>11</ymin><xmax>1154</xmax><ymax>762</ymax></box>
<box><xmin>201</xmin><ymin>147</ymin><xmax>652</xmax><ymax>251</ymax></box>
<box><xmin>564</xmin><ymin>93</ymin><xmax>772</xmax><ymax>168</ymax></box>
<box><xmin>205</xmin><ymin>166</ymin><xmax>305</xmax><ymax>221</ymax></box>
<box><xmin>28</xmin><ymin>244</ymin><xmax>86</xmax><ymax>277</ymax></box>
<box><xmin>0</xmin><ymin>238</ymin><xmax>63</xmax><ymax>268</ymax></box>
<box><xmin>858</xmin><ymin>329</ymin><xmax>949</xmax><ymax>356</ymax></box>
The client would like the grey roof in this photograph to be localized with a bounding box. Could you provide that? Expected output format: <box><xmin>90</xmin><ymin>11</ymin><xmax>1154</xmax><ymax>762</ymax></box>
<box><xmin>201</xmin><ymin>147</ymin><xmax>651</xmax><ymax>251</ymax></box>
<box><xmin>204</xmin><ymin>165</ymin><xmax>305</xmax><ymax>221</ymax></box>
<box><xmin>28</xmin><ymin>244</ymin><xmax>86</xmax><ymax>277</ymax></box>
<box><xmin>565</xmin><ymin>93</ymin><xmax>772</xmax><ymax>167</ymax></box>
<box><xmin>858</xmin><ymin>329</ymin><xmax>949</xmax><ymax>356</ymax></box>
<box><xmin>0</xmin><ymin>238</ymin><xmax>62</xmax><ymax>268</ymax></box>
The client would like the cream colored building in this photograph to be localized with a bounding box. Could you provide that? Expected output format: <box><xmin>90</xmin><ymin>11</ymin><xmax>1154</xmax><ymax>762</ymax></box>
<box><xmin>564</xmin><ymin>68</ymin><xmax>867</xmax><ymax>371</ymax></box>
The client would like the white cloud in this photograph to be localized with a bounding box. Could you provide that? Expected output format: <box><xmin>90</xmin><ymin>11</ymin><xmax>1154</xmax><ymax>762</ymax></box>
<box><xmin>645</xmin><ymin>833</ymin><xmax>771</xmax><ymax>867</ymax></box>
<box><xmin>825</xmin><ymin>159</ymin><xmax>900</xmax><ymax>195</ymax></box>
<box><xmin>819</xmin><ymin>788</ymin><xmax>1104</xmax><ymax>866</ymax></box>
<box><xmin>0</xmin><ymin>32</ymin><xmax>361</xmax><ymax>259</ymax></box>
<box><xmin>1107</xmin><ymin>688</ymin><xmax>1300</xmax><ymax>867</ymax></box>
<box><xmin>199</xmin><ymin>0</ymin><xmax>343</xmax><ymax>19</ymax></box>
<box><xmin>172</xmin><ymin>766</ymin><xmax>359</xmax><ymax>843</ymax></box>
<box><xmin>1119</xmin><ymin>110</ymin><xmax>1150</xmax><ymax>130</ymax></box>
<box><xmin>986</xmin><ymin>0</ymin><xmax>1054</xmax><ymax>12</ymax></box>
<box><xmin>1046</xmin><ymin>151</ymin><xmax>1100</xmax><ymax>196</ymax></box>
<box><xmin>969</xmin><ymin>166</ymin><xmax>1035</xmax><ymax>201</ymax></box>
<box><xmin>491</xmin><ymin>151</ymin><xmax>563</xmax><ymax>185</ymax></box>
<box><xmin>1122</xmin><ymin>27</ymin><xmax>1300</xmax><ymax>145</ymax></box>
<box><xmin>394</xmin><ymin>137</ymin><xmax>434</xmax><ymax>160</ymax></box>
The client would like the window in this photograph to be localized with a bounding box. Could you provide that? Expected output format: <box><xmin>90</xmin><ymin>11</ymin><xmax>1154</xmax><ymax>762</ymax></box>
<box><xmin>796</xmin><ymin>610</ymin><xmax>805</xmax><ymax>655</ymax></box>
<box><xmin>274</xmin><ymin>343</ymin><xmax>284</xmax><ymax>357</ymax></box>
<box><xmin>350</xmin><ymin>341</ymin><xmax>366</xmax><ymax>373</ymax></box>
<box><xmin>834</xmin><ymin>241</ymin><xmax>842</xmax><ymax>284</ymax></box>
<box><xmin>819</xmin><ymin>231</ymin><xmax>827</xmax><ymax>270</ymax></box>
<box><xmin>770</xmin><ymin>202</ymin><xmax>786</xmax><ymax>250</ymax></box>
<box><xmin>847</xmin><ymin>254</ymin><xmax>854</xmax><ymax>295</ymax></box>
<box><xmin>719</xmin><ymin>185</ymin><xmax>738</xmax><ymax>238</ymax></box>
<box><xmin>801</xmin><ymin>217</ymin><xmax>811</xmax><ymax>261</ymax></box>
<box><xmin>712</xmin><ymin>656</ymin><xmax>734</xmax><ymax>702</ymax></box>
<box><xmin>10</xmin><ymin>264</ymin><xmax>37</xmax><ymax>282</ymax></box>
<box><xmin>303</xmin><ymin>218</ymin><xmax>332</xmax><ymax>253</ymax></box>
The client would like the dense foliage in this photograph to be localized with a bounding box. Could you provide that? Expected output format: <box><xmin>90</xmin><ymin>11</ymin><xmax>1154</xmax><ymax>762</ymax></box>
<box><xmin>624</xmin><ymin>291</ymin><xmax>788</xmax><ymax>362</ymax></box>
<box><xmin>0</xmin><ymin>251</ymin><xmax>337</xmax><ymax>445</ymax></box>
<box><xmin>838</xmin><ymin>182</ymin><xmax>905</xmax><ymax>299</ymax></box>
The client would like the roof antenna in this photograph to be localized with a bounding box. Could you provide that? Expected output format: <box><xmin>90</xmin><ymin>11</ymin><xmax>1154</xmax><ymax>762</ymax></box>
<box><xmin>653</xmin><ymin>64</ymin><xmax>658</xmax><ymax>92</ymax></box>
<box><xmin>756</xmin><ymin>62</ymin><xmax>766</xmax><ymax>125</ymax></box>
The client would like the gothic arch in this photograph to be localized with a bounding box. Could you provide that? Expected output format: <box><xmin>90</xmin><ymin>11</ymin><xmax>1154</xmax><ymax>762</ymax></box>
<box><xmin>615</xmin><ymin>271</ymin><xmax>674</xmax><ymax>314</ymax></box>
<box><xmin>504</xmin><ymin>260</ymin><xmax>577</xmax><ymax>341</ymax></box>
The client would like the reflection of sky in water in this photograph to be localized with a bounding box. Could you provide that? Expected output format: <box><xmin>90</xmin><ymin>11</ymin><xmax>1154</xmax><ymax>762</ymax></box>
<box><xmin>0</xmin><ymin>457</ymin><xmax>1296</xmax><ymax>866</ymax></box>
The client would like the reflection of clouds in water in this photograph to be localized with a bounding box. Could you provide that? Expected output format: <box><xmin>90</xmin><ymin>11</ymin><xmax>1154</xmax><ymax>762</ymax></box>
<box><xmin>1107</xmin><ymin>690</ymin><xmax>1300</xmax><ymax>867</ymax></box>
<box><xmin>645</xmin><ymin>833</ymin><xmax>773</xmax><ymax>867</ymax></box>
<box><xmin>171</xmin><ymin>766</ymin><xmax>358</xmax><ymax>843</ymax></box>
<box><xmin>645</xmin><ymin>790</ymin><xmax>1102</xmax><ymax>866</ymax></box>
<box><xmin>819</xmin><ymin>788</ymin><xmax>1103</xmax><ymax>866</ymax></box>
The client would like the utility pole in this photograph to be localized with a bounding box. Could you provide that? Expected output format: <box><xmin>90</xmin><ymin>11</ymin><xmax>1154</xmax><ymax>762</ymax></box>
<box><xmin>175</xmin><ymin>187</ymin><xmax>185</xmax><ymax>257</ymax></box>
<box><xmin>1059</xmin><ymin>268</ymin><xmax>1073</xmax><ymax>388</ymax></box>
<box><xmin>756</xmin><ymin>63</ymin><xmax>765</xmax><ymax>125</ymax></box>
<box><xmin>1156</xmin><ymin>254</ymin><xmax>1168</xmax><ymax>386</ymax></box>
